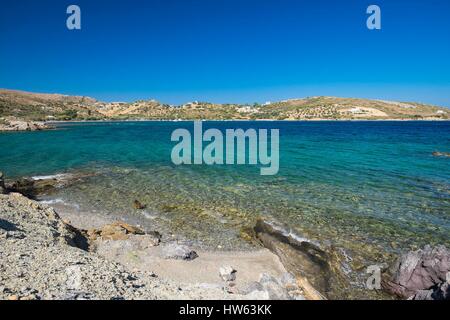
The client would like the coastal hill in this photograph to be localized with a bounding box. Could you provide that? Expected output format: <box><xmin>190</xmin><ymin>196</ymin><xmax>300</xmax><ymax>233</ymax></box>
<box><xmin>1</xmin><ymin>88</ymin><xmax>449</xmax><ymax>122</ymax></box>
<box><xmin>0</xmin><ymin>89</ymin><xmax>101</xmax><ymax>121</ymax></box>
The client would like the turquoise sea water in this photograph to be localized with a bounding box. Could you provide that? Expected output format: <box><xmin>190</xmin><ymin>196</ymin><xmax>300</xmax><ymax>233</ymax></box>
<box><xmin>1</xmin><ymin>121</ymin><xmax>449</xmax><ymax>275</ymax></box>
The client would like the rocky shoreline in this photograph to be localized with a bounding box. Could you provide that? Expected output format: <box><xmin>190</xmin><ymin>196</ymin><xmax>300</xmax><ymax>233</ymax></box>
<box><xmin>0</xmin><ymin>172</ymin><xmax>315</xmax><ymax>300</ymax></box>
<box><xmin>0</xmin><ymin>119</ymin><xmax>53</xmax><ymax>132</ymax></box>
<box><xmin>0</xmin><ymin>172</ymin><xmax>449</xmax><ymax>300</ymax></box>
<box><xmin>1</xmin><ymin>192</ymin><xmax>309</xmax><ymax>300</ymax></box>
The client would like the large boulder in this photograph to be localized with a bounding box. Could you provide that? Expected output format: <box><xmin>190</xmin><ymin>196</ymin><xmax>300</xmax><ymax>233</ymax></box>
<box><xmin>382</xmin><ymin>245</ymin><xmax>450</xmax><ymax>300</ymax></box>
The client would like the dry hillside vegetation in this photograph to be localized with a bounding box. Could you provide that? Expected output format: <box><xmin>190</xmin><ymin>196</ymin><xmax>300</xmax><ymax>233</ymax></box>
<box><xmin>1</xmin><ymin>89</ymin><xmax>448</xmax><ymax>121</ymax></box>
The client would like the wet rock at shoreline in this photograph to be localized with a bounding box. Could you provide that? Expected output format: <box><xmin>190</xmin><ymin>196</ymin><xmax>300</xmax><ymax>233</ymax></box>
<box><xmin>5</xmin><ymin>172</ymin><xmax>95</xmax><ymax>198</ymax></box>
<box><xmin>6</xmin><ymin>178</ymin><xmax>57</xmax><ymax>198</ymax></box>
<box><xmin>162</xmin><ymin>242</ymin><xmax>198</xmax><ymax>261</ymax></box>
<box><xmin>382</xmin><ymin>245</ymin><xmax>450</xmax><ymax>300</ymax></box>
<box><xmin>253</xmin><ymin>217</ymin><xmax>334</xmax><ymax>299</ymax></box>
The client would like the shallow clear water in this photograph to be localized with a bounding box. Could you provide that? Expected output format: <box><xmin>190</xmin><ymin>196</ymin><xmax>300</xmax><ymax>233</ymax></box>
<box><xmin>1</xmin><ymin>121</ymin><xmax>449</xmax><ymax>267</ymax></box>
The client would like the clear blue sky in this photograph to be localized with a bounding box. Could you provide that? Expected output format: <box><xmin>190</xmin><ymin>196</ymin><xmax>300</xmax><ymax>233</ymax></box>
<box><xmin>1</xmin><ymin>0</ymin><xmax>449</xmax><ymax>106</ymax></box>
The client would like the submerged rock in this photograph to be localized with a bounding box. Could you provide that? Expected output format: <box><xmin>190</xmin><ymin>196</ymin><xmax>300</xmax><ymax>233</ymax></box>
<box><xmin>133</xmin><ymin>200</ymin><xmax>146</xmax><ymax>210</ymax></box>
<box><xmin>382</xmin><ymin>245</ymin><xmax>450</xmax><ymax>300</ymax></box>
<box><xmin>133</xmin><ymin>200</ymin><xmax>147</xmax><ymax>210</ymax></box>
<box><xmin>432</xmin><ymin>151</ymin><xmax>450</xmax><ymax>158</ymax></box>
<box><xmin>239</xmin><ymin>226</ymin><xmax>257</xmax><ymax>243</ymax></box>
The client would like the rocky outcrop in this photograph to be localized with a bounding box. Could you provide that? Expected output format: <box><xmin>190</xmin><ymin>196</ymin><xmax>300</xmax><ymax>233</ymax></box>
<box><xmin>409</xmin><ymin>282</ymin><xmax>449</xmax><ymax>300</ymax></box>
<box><xmin>382</xmin><ymin>245</ymin><xmax>450</xmax><ymax>300</ymax></box>
<box><xmin>5</xmin><ymin>178</ymin><xmax>56</xmax><ymax>198</ymax></box>
<box><xmin>0</xmin><ymin>120</ymin><xmax>52</xmax><ymax>132</ymax></box>
<box><xmin>0</xmin><ymin>172</ymin><xmax>5</xmax><ymax>194</ymax></box>
<box><xmin>5</xmin><ymin>173</ymin><xmax>94</xmax><ymax>199</ymax></box>
<box><xmin>253</xmin><ymin>217</ymin><xmax>338</xmax><ymax>299</ymax></box>
<box><xmin>432</xmin><ymin>151</ymin><xmax>450</xmax><ymax>158</ymax></box>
